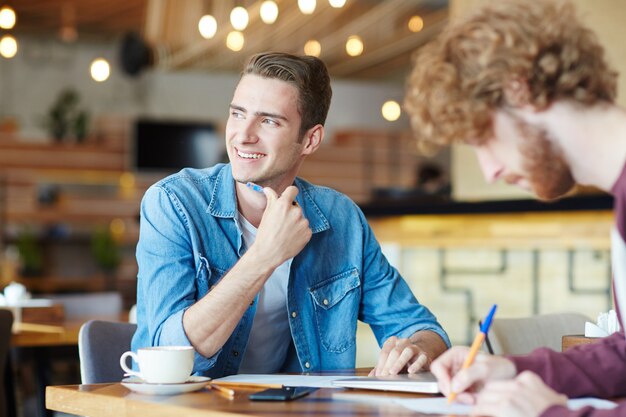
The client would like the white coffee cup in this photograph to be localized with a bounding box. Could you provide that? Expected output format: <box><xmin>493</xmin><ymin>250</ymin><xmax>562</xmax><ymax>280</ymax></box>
<box><xmin>119</xmin><ymin>346</ymin><xmax>194</xmax><ymax>384</ymax></box>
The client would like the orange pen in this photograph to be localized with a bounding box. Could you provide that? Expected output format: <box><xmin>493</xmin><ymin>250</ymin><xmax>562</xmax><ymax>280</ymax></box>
<box><xmin>448</xmin><ymin>304</ymin><xmax>497</xmax><ymax>404</ymax></box>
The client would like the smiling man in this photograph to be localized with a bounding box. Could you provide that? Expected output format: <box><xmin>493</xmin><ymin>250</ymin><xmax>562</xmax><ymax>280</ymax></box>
<box><xmin>405</xmin><ymin>1</ymin><xmax>626</xmax><ymax>417</ymax></box>
<box><xmin>131</xmin><ymin>52</ymin><xmax>449</xmax><ymax>378</ymax></box>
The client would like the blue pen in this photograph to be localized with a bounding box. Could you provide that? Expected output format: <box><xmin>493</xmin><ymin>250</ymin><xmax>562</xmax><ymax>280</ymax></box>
<box><xmin>448</xmin><ymin>304</ymin><xmax>497</xmax><ymax>403</ymax></box>
<box><xmin>246</xmin><ymin>182</ymin><xmax>264</xmax><ymax>193</ymax></box>
<box><xmin>246</xmin><ymin>181</ymin><xmax>299</xmax><ymax>206</ymax></box>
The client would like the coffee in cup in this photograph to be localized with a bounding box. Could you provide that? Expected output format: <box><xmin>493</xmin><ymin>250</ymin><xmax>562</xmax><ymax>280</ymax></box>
<box><xmin>120</xmin><ymin>346</ymin><xmax>194</xmax><ymax>384</ymax></box>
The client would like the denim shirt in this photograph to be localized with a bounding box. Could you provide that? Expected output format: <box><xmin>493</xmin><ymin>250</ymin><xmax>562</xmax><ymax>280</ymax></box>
<box><xmin>132</xmin><ymin>164</ymin><xmax>450</xmax><ymax>378</ymax></box>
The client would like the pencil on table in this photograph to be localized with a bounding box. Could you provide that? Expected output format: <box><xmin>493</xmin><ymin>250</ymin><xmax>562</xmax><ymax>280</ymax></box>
<box><xmin>210</xmin><ymin>384</ymin><xmax>235</xmax><ymax>399</ymax></box>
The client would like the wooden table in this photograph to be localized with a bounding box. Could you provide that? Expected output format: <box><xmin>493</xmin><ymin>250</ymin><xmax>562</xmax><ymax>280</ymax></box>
<box><xmin>46</xmin><ymin>383</ymin><xmax>436</xmax><ymax>417</ymax></box>
<box><xmin>10</xmin><ymin>314</ymin><xmax>128</xmax><ymax>417</ymax></box>
<box><xmin>562</xmin><ymin>334</ymin><xmax>602</xmax><ymax>351</ymax></box>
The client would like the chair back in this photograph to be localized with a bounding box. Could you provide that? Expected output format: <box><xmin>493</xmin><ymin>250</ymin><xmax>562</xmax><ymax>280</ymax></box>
<box><xmin>78</xmin><ymin>320</ymin><xmax>137</xmax><ymax>384</ymax></box>
<box><xmin>487</xmin><ymin>312</ymin><xmax>591</xmax><ymax>355</ymax></box>
<box><xmin>0</xmin><ymin>310</ymin><xmax>12</xmax><ymax>417</ymax></box>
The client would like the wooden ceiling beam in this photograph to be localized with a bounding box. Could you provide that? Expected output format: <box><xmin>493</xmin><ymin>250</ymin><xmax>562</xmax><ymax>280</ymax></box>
<box><xmin>329</xmin><ymin>10</ymin><xmax>448</xmax><ymax>77</ymax></box>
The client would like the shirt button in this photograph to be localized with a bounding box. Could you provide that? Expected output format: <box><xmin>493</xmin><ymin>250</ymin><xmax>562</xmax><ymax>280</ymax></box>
<box><xmin>323</xmin><ymin>299</ymin><xmax>329</xmax><ymax>306</ymax></box>
<box><xmin>233</xmin><ymin>351</ymin><xmax>239</xmax><ymax>357</ymax></box>
<box><xmin>304</xmin><ymin>362</ymin><xmax>310</xmax><ymax>369</ymax></box>
<box><xmin>250</xmin><ymin>300</ymin><xmax>254</xmax><ymax>306</ymax></box>
<box><xmin>291</xmin><ymin>311</ymin><xmax>297</xmax><ymax>318</ymax></box>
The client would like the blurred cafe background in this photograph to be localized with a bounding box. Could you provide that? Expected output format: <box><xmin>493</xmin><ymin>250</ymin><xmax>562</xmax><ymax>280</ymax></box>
<box><xmin>0</xmin><ymin>0</ymin><xmax>625</xmax><ymax>416</ymax></box>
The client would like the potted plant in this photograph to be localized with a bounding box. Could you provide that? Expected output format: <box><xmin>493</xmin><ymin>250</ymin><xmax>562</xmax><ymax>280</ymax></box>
<box><xmin>16</xmin><ymin>228</ymin><xmax>43</xmax><ymax>277</ymax></box>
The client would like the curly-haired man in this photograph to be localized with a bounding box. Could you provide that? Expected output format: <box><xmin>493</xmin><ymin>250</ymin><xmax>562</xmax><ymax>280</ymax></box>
<box><xmin>406</xmin><ymin>1</ymin><xmax>626</xmax><ymax>417</ymax></box>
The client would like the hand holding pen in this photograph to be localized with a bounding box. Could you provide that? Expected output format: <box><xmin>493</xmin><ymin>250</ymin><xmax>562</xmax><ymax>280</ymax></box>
<box><xmin>431</xmin><ymin>304</ymin><xmax>516</xmax><ymax>405</ymax></box>
<box><xmin>447</xmin><ymin>304</ymin><xmax>497</xmax><ymax>403</ymax></box>
<box><xmin>245</xmin><ymin>182</ymin><xmax>311</xmax><ymax>266</ymax></box>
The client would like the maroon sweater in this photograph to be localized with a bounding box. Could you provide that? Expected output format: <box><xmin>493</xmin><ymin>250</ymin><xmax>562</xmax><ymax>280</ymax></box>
<box><xmin>510</xmin><ymin>164</ymin><xmax>626</xmax><ymax>417</ymax></box>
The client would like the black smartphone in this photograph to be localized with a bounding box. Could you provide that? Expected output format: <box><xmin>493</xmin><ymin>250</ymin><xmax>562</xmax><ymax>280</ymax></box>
<box><xmin>248</xmin><ymin>386</ymin><xmax>318</xmax><ymax>401</ymax></box>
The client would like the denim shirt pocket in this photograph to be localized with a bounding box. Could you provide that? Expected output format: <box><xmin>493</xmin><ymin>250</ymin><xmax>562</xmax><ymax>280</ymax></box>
<box><xmin>196</xmin><ymin>256</ymin><xmax>227</xmax><ymax>296</ymax></box>
<box><xmin>309</xmin><ymin>268</ymin><xmax>361</xmax><ymax>353</ymax></box>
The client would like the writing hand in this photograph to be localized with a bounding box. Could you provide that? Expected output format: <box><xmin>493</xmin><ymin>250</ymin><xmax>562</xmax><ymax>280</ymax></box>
<box><xmin>471</xmin><ymin>371</ymin><xmax>567</xmax><ymax>417</ymax></box>
<box><xmin>430</xmin><ymin>346</ymin><xmax>516</xmax><ymax>404</ymax></box>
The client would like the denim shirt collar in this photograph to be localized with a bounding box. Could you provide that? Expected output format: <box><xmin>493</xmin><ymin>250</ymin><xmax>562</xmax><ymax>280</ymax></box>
<box><xmin>207</xmin><ymin>164</ymin><xmax>329</xmax><ymax>234</ymax></box>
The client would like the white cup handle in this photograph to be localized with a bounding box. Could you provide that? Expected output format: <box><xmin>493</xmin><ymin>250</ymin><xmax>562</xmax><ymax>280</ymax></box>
<box><xmin>120</xmin><ymin>351</ymin><xmax>142</xmax><ymax>378</ymax></box>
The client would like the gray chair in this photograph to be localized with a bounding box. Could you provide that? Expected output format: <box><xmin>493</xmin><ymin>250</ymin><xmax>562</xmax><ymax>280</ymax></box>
<box><xmin>0</xmin><ymin>309</ymin><xmax>13</xmax><ymax>417</ymax></box>
<box><xmin>486</xmin><ymin>312</ymin><xmax>591</xmax><ymax>355</ymax></box>
<box><xmin>78</xmin><ymin>320</ymin><xmax>137</xmax><ymax>384</ymax></box>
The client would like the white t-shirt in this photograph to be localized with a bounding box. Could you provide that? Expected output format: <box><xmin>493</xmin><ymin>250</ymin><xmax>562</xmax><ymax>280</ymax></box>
<box><xmin>237</xmin><ymin>212</ymin><xmax>292</xmax><ymax>374</ymax></box>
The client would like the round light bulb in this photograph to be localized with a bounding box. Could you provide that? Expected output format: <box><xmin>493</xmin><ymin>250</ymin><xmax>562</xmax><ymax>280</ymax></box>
<box><xmin>226</xmin><ymin>31</ymin><xmax>245</xmax><ymax>51</ymax></box>
<box><xmin>260</xmin><ymin>1</ymin><xmax>279</xmax><ymax>24</ymax></box>
<box><xmin>303</xmin><ymin>39</ymin><xmax>321</xmax><ymax>57</ymax></box>
<box><xmin>408</xmin><ymin>15</ymin><xmax>424</xmax><ymax>33</ymax></box>
<box><xmin>329</xmin><ymin>0</ymin><xmax>346</xmax><ymax>8</ymax></box>
<box><xmin>90</xmin><ymin>58</ymin><xmax>110</xmax><ymax>82</ymax></box>
<box><xmin>345</xmin><ymin>35</ymin><xmax>363</xmax><ymax>57</ymax></box>
<box><xmin>298</xmin><ymin>0</ymin><xmax>316</xmax><ymax>15</ymax></box>
<box><xmin>230</xmin><ymin>7</ymin><xmax>249</xmax><ymax>31</ymax></box>
<box><xmin>0</xmin><ymin>35</ymin><xmax>17</xmax><ymax>58</ymax></box>
<box><xmin>381</xmin><ymin>100</ymin><xmax>401</xmax><ymax>122</ymax></box>
<box><xmin>0</xmin><ymin>5</ymin><xmax>16</xmax><ymax>30</ymax></box>
<box><xmin>198</xmin><ymin>15</ymin><xmax>217</xmax><ymax>39</ymax></box>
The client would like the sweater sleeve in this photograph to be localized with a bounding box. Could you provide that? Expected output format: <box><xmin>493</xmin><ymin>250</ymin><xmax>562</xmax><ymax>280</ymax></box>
<box><xmin>541</xmin><ymin>402</ymin><xmax>626</xmax><ymax>417</ymax></box>
<box><xmin>510</xmin><ymin>332</ymin><xmax>626</xmax><ymax>398</ymax></box>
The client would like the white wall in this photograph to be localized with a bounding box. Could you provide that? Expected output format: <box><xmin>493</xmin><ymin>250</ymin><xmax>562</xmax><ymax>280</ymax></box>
<box><xmin>0</xmin><ymin>35</ymin><xmax>409</xmax><ymax>141</ymax></box>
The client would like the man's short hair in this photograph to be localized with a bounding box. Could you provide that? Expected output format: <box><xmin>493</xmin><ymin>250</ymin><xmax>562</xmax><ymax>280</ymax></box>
<box><xmin>404</xmin><ymin>0</ymin><xmax>617</xmax><ymax>154</ymax></box>
<box><xmin>243</xmin><ymin>52</ymin><xmax>332</xmax><ymax>139</ymax></box>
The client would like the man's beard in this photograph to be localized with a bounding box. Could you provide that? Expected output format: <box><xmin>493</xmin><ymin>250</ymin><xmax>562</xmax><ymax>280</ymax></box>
<box><xmin>515</xmin><ymin>118</ymin><xmax>576</xmax><ymax>201</ymax></box>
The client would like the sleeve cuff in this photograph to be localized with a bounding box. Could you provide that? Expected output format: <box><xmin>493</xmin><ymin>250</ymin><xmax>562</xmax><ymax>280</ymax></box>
<box><xmin>158</xmin><ymin>308</ymin><xmax>221</xmax><ymax>373</ymax></box>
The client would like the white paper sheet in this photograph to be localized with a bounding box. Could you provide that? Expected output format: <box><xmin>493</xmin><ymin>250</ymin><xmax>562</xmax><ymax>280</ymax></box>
<box><xmin>395</xmin><ymin>397</ymin><xmax>617</xmax><ymax>415</ymax></box>
<box><xmin>213</xmin><ymin>374</ymin><xmax>367</xmax><ymax>388</ymax></box>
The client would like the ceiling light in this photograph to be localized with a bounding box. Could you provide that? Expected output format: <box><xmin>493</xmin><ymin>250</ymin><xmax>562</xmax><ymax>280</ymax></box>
<box><xmin>260</xmin><ymin>1</ymin><xmax>279</xmax><ymax>24</ymax></box>
<box><xmin>304</xmin><ymin>40</ymin><xmax>321</xmax><ymax>57</ymax></box>
<box><xmin>226</xmin><ymin>31</ymin><xmax>245</xmax><ymax>51</ymax></box>
<box><xmin>408</xmin><ymin>15</ymin><xmax>424</xmax><ymax>33</ymax></box>
<box><xmin>198</xmin><ymin>15</ymin><xmax>218</xmax><ymax>39</ymax></box>
<box><xmin>0</xmin><ymin>5</ymin><xmax>16</xmax><ymax>30</ymax></box>
<box><xmin>90</xmin><ymin>58</ymin><xmax>110</xmax><ymax>82</ymax></box>
<box><xmin>345</xmin><ymin>35</ymin><xmax>363</xmax><ymax>57</ymax></box>
<box><xmin>230</xmin><ymin>7</ymin><xmax>249</xmax><ymax>31</ymax></box>
<box><xmin>298</xmin><ymin>0</ymin><xmax>316</xmax><ymax>15</ymax></box>
<box><xmin>381</xmin><ymin>100</ymin><xmax>401</xmax><ymax>122</ymax></box>
<box><xmin>0</xmin><ymin>35</ymin><xmax>17</xmax><ymax>58</ymax></box>
<box><xmin>329</xmin><ymin>0</ymin><xmax>347</xmax><ymax>8</ymax></box>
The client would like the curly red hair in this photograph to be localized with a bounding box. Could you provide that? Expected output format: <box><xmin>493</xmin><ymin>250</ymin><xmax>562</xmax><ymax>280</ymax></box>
<box><xmin>404</xmin><ymin>0</ymin><xmax>617</xmax><ymax>154</ymax></box>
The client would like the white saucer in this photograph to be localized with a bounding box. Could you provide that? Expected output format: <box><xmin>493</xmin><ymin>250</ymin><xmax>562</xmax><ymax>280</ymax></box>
<box><xmin>121</xmin><ymin>376</ymin><xmax>211</xmax><ymax>395</ymax></box>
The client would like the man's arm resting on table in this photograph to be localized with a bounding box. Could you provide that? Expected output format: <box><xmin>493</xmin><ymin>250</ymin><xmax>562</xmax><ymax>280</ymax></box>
<box><xmin>409</xmin><ymin>329</ymin><xmax>449</xmax><ymax>368</ymax></box>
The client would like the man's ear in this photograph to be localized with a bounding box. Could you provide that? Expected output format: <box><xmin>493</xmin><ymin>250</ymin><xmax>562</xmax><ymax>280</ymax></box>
<box><xmin>503</xmin><ymin>78</ymin><xmax>532</xmax><ymax>108</ymax></box>
<box><xmin>301</xmin><ymin>125</ymin><xmax>324</xmax><ymax>156</ymax></box>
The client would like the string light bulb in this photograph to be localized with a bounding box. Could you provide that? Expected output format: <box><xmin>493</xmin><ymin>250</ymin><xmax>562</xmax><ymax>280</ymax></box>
<box><xmin>90</xmin><ymin>58</ymin><xmax>110</xmax><ymax>82</ymax></box>
<box><xmin>381</xmin><ymin>100</ymin><xmax>401</xmax><ymax>121</ymax></box>
<box><xmin>304</xmin><ymin>39</ymin><xmax>321</xmax><ymax>57</ymax></box>
<box><xmin>0</xmin><ymin>5</ymin><xmax>16</xmax><ymax>30</ymax></box>
<box><xmin>226</xmin><ymin>31</ymin><xmax>245</xmax><ymax>51</ymax></box>
<box><xmin>260</xmin><ymin>1</ymin><xmax>279</xmax><ymax>24</ymax></box>
<box><xmin>0</xmin><ymin>35</ymin><xmax>17</xmax><ymax>58</ymax></box>
<box><xmin>198</xmin><ymin>14</ymin><xmax>218</xmax><ymax>39</ymax></box>
<box><xmin>408</xmin><ymin>15</ymin><xmax>424</xmax><ymax>32</ymax></box>
<box><xmin>329</xmin><ymin>0</ymin><xmax>346</xmax><ymax>8</ymax></box>
<box><xmin>230</xmin><ymin>7</ymin><xmax>249</xmax><ymax>31</ymax></box>
<box><xmin>345</xmin><ymin>35</ymin><xmax>363</xmax><ymax>57</ymax></box>
<box><xmin>298</xmin><ymin>0</ymin><xmax>316</xmax><ymax>15</ymax></box>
